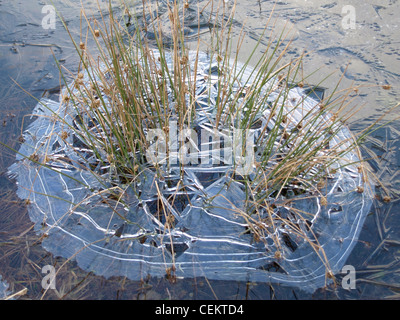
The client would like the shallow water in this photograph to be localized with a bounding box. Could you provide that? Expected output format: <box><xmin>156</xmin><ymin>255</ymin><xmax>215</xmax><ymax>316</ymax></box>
<box><xmin>0</xmin><ymin>0</ymin><xmax>399</xmax><ymax>300</ymax></box>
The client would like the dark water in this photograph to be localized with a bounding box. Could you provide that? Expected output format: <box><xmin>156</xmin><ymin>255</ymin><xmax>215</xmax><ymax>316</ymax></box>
<box><xmin>0</xmin><ymin>0</ymin><xmax>399</xmax><ymax>300</ymax></box>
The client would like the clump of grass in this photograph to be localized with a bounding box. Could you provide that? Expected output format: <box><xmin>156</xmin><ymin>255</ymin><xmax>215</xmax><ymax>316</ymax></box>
<box><xmin>6</xmin><ymin>0</ymin><xmax>398</xmax><ymax>287</ymax></box>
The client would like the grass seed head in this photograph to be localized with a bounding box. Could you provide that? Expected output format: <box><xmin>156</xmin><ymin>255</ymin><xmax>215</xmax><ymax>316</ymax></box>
<box><xmin>62</xmin><ymin>95</ymin><xmax>70</xmax><ymax>103</ymax></box>
<box><xmin>383</xmin><ymin>196</ymin><xmax>391</xmax><ymax>203</ymax></box>
<box><xmin>28</xmin><ymin>153</ymin><xmax>39</xmax><ymax>163</ymax></box>
<box><xmin>326</xmin><ymin>270</ymin><xmax>335</xmax><ymax>279</ymax></box>
<box><xmin>60</xmin><ymin>131</ymin><xmax>69</xmax><ymax>140</ymax></box>
<box><xmin>274</xmin><ymin>251</ymin><xmax>282</xmax><ymax>260</ymax></box>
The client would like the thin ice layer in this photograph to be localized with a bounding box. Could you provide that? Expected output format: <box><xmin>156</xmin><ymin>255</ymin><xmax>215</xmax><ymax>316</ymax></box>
<box><xmin>8</xmin><ymin>50</ymin><xmax>373</xmax><ymax>292</ymax></box>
